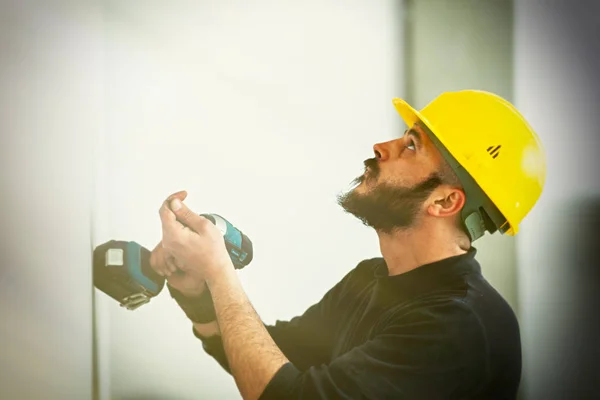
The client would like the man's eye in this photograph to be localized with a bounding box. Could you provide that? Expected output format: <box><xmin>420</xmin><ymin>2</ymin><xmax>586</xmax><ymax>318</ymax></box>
<box><xmin>406</xmin><ymin>140</ymin><xmax>416</xmax><ymax>151</ymax></box>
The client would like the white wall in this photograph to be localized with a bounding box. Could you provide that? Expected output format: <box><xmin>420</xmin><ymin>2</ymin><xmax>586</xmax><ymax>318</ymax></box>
<box><xmin>94</xmin><ymin>2</ymin><xmax>402</xmax><ymax>399</ymax></box>
<box><xmin>514</xmin><ymin>1</ymin><xmax>600</xmax><ymax>398</ymax></box>
<box><xmin>0</xmin><ymin>1</ymin><xmax>103</xmax><ymax>399</ymax></box>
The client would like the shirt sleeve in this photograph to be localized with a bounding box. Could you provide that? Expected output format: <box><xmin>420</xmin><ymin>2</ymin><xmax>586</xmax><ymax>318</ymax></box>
<box><xmin>259</xmin><ymin>301</ymin><xmax>488</xmax><ymax>400</ymax></box>
<box><xmin>194</xmin><ymin>263</ymin><xmax>365</xmax><ymax>374</ymax></box>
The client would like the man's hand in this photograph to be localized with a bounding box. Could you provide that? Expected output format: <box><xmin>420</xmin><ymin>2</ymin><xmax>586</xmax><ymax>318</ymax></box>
<box><xmin>159</xmin><ymin>192</ymin><xmax>289</xmax><ymax>400</ymax></box>
<box><xmin>149</xmin><ymin>190</ymin><xmax>208</xmax><ymax>298</ymax></box>
<box><xmin>149</xmin><ymin>240</ymin><xmax>180</xmax><ymax>278</ymax></box>
<box><xmin>149</xmin><ymin>240</ymin><xmax>207</xmax><ymax>298</ymax></box>
<box><xmin>158</xmin><ymin>191</ymin><xmax>235</xmax><ymax>285</ymax></box>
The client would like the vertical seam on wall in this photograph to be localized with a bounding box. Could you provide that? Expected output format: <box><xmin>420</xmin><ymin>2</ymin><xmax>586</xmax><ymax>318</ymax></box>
<box><xmin>507</xmin><ymin>0</ymin><xmax>521</xmax><ymax>328</ymax></box>
<box><xmin>90</xmin><ymin>54</ymin><xmax>99</xmax><ymax>400</ymax></box>
<box><xmin>402</xmin><ymin>0</ymin><xmax>415</xmax><ymax>104</ymax></box>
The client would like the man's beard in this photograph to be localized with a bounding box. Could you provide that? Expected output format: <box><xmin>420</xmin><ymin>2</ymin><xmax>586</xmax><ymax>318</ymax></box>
<box><xmin>336</xmin><ymin>159</ymin><xmax>443</xmax><ymax>234</ymax></box>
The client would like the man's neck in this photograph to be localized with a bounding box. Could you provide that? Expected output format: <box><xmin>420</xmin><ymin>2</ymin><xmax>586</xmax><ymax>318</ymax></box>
<box><xmin>376</xmin><ymin>223</ymin><xmax>469</xmax><ymax>277</ymax></box>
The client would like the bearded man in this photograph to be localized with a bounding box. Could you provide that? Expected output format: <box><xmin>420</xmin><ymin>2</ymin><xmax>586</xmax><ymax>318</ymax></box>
<box><xmin>151</xmin><ymin>90</ymin><xmax>546</xmax><ymax>399</ymax></box>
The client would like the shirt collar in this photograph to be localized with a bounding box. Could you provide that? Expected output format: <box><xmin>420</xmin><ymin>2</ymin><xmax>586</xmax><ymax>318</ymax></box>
<box><xmin>372</xmin><ymin>247</ymin><xmax>481</xmax><ymax>302</ymax></box>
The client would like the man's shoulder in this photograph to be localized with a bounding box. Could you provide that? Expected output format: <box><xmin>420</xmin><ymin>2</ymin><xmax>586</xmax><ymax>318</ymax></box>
<box><xmin>343</xmin><ymin>256</ymin><xmax>384</xmax><ymax>281</ymax></box>
<box><xmin>391</xmin><ymin>294</ymin><xmax>481</xmax><ymax>325</ymax></box>
<box><xmin>383</xmin><ymin>296</ymin><xmax>489</xmax><ymax>361</ymax></box>
<box><xmin>327</xmin><ymin>257</ymin><xmax>383</xmax><ymax>295</ymax></box>
<box><xmin>395</xmin><ymin>277</ymin><xmax>515</xmax><ymax>326</ymax></box>
<box><xmin>385</xmin><ymin>281</ymin><xmax>520</xmax><ymax>352</ymax></box>
<box><xmin>355</xmin><ymin>256</ymin><xmax>385</xmax><ymax>271</ymax></box>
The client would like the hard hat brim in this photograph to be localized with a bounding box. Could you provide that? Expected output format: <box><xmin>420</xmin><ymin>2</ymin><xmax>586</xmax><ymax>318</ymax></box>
<box><xmin>392</xmin><ymin>98</ymin><xmax>439</xmax><ymax>146</ymax></box>
<box><xmin>392</xmin><ymin>98</ymin><xmax>421</xmax><ymax>128</ymax></box>
<box><xmin>392</xmin><ymin>97</ymin><xmax>467</xmax><ymax>176</ymax></box>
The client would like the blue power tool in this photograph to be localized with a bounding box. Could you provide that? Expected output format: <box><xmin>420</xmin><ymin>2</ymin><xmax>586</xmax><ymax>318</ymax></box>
<box><xmin>93</xmin><ymin>213</ymin><xmax>253</xmax><ymax>310</ymax></box>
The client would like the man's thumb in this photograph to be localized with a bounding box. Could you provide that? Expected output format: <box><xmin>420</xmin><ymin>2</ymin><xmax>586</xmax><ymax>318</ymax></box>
<box><xmin>170</xmin><ymin>198</ymin><xmax>203</xmax><ymax>231</ymax></box>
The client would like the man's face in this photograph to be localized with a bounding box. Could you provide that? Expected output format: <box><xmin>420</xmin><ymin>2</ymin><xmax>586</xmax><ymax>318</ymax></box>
<box><xmin>337</xmin><ymin>122</ymin><xmax>447</xmax><ymax>234</ymax></box>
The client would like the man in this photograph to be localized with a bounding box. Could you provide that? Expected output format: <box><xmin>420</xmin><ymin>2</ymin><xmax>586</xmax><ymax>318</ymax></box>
<box><xmin>151</xmin><ymin>90</ymin><xmax>546</xmax><ymax>399</ymax></box>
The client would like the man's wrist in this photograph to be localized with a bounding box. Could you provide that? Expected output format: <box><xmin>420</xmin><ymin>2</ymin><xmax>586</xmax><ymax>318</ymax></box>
<box><xmin>167</xmin><ymin>283</ymin><xmax>218</xmax><ymax>324</ymax></box>
<box><xmin>205</xmin><ymin>260</ymin><xmax>238</xmax><ymax>290</ymax></box>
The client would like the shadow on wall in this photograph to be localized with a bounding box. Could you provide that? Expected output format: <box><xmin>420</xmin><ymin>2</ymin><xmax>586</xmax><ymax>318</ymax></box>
<box><xmin>546</xmin><ymin>196</ymin><xmax>600</xmax><ymax>399</ymax></box>
<box><xmin>568</xmin><ymin>197</ymin><xmax>600</xmax><ymax>396</ymax></box>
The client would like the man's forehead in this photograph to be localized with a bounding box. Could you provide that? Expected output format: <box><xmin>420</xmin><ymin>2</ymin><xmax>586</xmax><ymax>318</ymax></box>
<box><xmin>408</xmin><ymin>121</ymin><xmax>426</xmax><ymax>133</ymax></box>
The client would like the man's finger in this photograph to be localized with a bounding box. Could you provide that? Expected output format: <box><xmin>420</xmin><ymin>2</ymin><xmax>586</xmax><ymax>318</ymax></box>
<box><xmin>167</xmin><ymin>190</ymin><xmax>188</xmax><ymax>202</ymax></box>
<box><xmin>149</xmin><ymin>242</ymin><xmax>164</xmax><ymax>275</ymax></box>
<box><xmin>165</xmin><ymin>254</ymin><xmax>180</xmax><ymax>274</ymax></box>
<box><xmin>158</xmin><ymin>191</ymin><xmax>188</xmax><ymax>223</ymax></box>
<box><xmin>159</xmin><ymin>199</ymin><xmax>182</xmax><ymax>233</ymax></box>
<box><xmin>150</xmin><ymin>242</ymin><xmax>171</xmax><ymax>277</ymax></box>
<box><xmin>169</xmin><ymin>198</ymin><xmax>209</xmax><ymax>233</ymax></box>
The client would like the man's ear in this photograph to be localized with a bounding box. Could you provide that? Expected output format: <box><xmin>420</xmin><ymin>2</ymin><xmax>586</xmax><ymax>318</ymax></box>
<box><xmin>427</xmin><ymin>187</ymin><xmax>466</xmax><ymax>217</ymax></box>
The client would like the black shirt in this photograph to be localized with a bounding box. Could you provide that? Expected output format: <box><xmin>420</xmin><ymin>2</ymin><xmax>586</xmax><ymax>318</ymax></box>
<box><xmin>196</xmin><ymin>247</ymin><xmax>522</xmax><ymax>399</ymax></box>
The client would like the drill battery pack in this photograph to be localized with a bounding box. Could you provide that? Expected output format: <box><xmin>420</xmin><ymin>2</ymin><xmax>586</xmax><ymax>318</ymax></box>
<box><xmin>93</xmin><ymin>240</ymin><xmax>165</xmax><ymax>310</ymax></box>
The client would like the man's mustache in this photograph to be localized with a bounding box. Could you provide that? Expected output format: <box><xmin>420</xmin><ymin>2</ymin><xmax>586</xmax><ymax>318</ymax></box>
<box><xmin>348</xmin><ymin>158</ymin><xmax>379</xmax><ymax>187</ymax></box>
<box><xmin>364</xmin><ymin>158</ymin><xmax>379</xmax><ymax>174</ymax></box>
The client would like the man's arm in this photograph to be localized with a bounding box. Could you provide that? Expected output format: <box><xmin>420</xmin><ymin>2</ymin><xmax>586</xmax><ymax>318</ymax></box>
<box><xmin>208</xmin><ymin>266</ymin><xmax>288</xmax><ymax>400</ymax></box>
<box><xmin>190</xmin><ymin>264</ymin><xmax>360</xmax><ymax>375</ymax></box>
<box><xmin>208</xmin><ymin>270</ymin><xmax>488</xmax><ymax>400</ymax></box>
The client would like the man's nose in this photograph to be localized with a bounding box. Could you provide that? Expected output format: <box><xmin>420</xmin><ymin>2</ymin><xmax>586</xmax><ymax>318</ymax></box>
<box><xmin>373</xmin><ymin>142</ymin><xmax>387</xmax><ymax>161</ymax></box>
<box><xmin>373</xmin><ymin>140</ymin><xmax>395</xmax><ymax>161</ymax></box>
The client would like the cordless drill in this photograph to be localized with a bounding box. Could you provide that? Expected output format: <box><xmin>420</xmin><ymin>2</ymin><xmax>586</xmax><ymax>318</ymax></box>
<box><xmin>93</xmin><ymin>214</ymin><xmax>253</xmax><ymax>310</ymax></box>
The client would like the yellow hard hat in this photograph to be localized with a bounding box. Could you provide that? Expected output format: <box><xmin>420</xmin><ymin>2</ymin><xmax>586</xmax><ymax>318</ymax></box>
<box><xmin>392</xmin><ymin>90</ymin><xmax>546</xmax><ymax>240</ymax></box>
